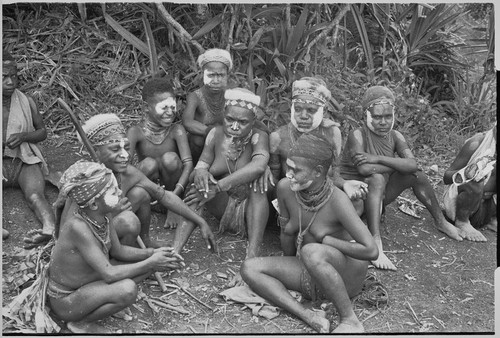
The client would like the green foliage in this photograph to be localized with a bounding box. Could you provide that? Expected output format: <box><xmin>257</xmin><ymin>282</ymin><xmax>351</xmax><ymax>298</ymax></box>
<box><xmin>2</xmin><ymin>3</ymin><xmax>494</xmax><ymax>155</ymax></box>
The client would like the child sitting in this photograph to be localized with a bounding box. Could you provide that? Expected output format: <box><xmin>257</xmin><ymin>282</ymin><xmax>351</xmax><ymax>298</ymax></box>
<box><xmin>127</xmin><ymin>78</ymin><xmax>193</xmax><ymax>228</ymax></box>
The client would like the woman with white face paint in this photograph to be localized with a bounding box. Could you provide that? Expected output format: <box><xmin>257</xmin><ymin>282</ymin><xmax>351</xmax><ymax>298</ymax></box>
<box><xmin>242</xmin><ymin>133</ymin><xmax>378</xmax><ymax>334</ymax></box>
<box><xmin>175</xmin><ymin>87</ymin><xmax>270</xmax><ymax>287</ymax></box>
<box><xmin>57</xmin><ymin>113</ymin><xmax>215</xmax><ymax>252</ymax></box>
<box><xmin>48</xmin><ymin>161</ymin><xmax>185</xmax><ymax>334</ymax></box>
<box><xmin>182</xmin><ymin>48</ymin><xmax>233</xmax><ymax>162</ymax></box>
<box><xmin>127</xmin><ymin>78</ymin><xmax>194</xmax><ymax>231</ymax></box>
<box><xmin>338</xmin><ymin>85</ymin><xmax>461</xmax><ymax>271</ymax></box>
<box><xmin>267</xmin><ymin>76</ymin><xmax>368</xmax><ymax>218</ymax></box>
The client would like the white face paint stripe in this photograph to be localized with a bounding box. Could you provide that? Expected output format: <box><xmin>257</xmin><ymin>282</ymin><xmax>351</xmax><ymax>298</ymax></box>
<box><xmin>155</xmin><ymin>97</ymin><xmax>176</xmax><ymax>114</ymax></box>
<box><xmin>290</xmin><ymin>103</ymin><xmax>324</xmax><ymax>133</ymax></box>
<box><xmin>119</xmin><ymin>139</ymin><xmax>129</xmax><ymax>159</ymax></box>
<box><xmin>203</xmin><ymin>69</ymin><xmax>213</xmax><ymax>85</ymax></box>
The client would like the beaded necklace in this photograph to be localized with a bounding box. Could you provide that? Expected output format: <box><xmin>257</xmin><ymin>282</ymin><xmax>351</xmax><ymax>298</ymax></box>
<box><xmin>294</xmin><ymin>177</ymin><xmax>334</xmax><ymax>212</ymax></box>
<box><xmin>201</xmin><ymin>86</ymin><xmax>225</xmax><ymax>117</ymax></box>
<box><xmin>76</xmin><ymin>209</ymin><xmax>111</xmax><ymax>255</ymax></box>
<box><xmin>142</xmin><ymin>115</ymin><xmax>173</xmax><ymax>145</ymax></box>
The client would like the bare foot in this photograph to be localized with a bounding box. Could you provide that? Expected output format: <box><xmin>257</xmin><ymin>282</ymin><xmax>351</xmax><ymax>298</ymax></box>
<box><xmin>141</xmin><ymin>237</ymin><xmax>173</xmax><ymax>249</ymax></box>
<box><xmin>3</xmin><ymin>229</ymin><xmax>9</xmax><ymax>240</ymax></box>
<box><xmin>371</xmin><ymin>235</ymin><xmax>396</xmax><ymax>271</ymax></box>
<box><xmin>112</xmin><ymin>307</ymin><xmax>133</xmax><ymax>321</ymax></box>
<box><xmin>371</xmin><ymin>251</ymin><xmax>397</xmax><ymax>271</ymax></box>
<box><xmin>67</xmin><ymin>321</ymin><xmax>112</xmax><ymax>334</ymax></box>
<box><xmin>23</xmin><ymin>229</ymin><xmax>52</xmax><ymax>249</ymax></box>
<box><xmin>303</xmin><ymin>309</ymin><xmax>330</xmax><ymax>333</ymax></box>
<box><xmin>436</xmin><ymin>218</ymin><xmax>463</xmax><ymax>241</ymax></box>
<box><xmin>227</xmin><ymin>272</ymin><xmax>246</xmax><ymax>287</ymax></box>
<box><xmin>455</xmin><ymin>220</ymin><xmax>487</xmax><ymax>242</ymax></box>
<box><xmin>164</xmin><ymin>211</ymin><xmax>182</xmax><ymax>229</ymax></box>
<box><xmin>332</xmin><ymin>320</ymin><xmax>364</xmax><ymax>333</ymax></box>
<box><xmin>485</xmin><ymin>217</ymin><xmax>497</xmax><ymax>232</ymax></box>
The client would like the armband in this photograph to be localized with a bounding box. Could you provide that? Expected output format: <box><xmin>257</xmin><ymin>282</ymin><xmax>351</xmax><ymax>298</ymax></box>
<box><xmin>152</xmin><ymin>184</ymin><xmax>166</xmax><ymax>201</ymax></box>
<box><xmin>277</xmin><ymin>215</ymin><xmax>289</xmax><ymax>228</ymax></box>
<box><xmin>175</xmin><ymin>183</ymin><xmax>185</xmax><ymax>192</ymax></box>
<box><xmin>194</xmin><ymin>160</ymin><xmax>210</xmax><ymax>170</ymax></box>
<box><xmin>181</xmin><ymin>157</ymin><xmax>193</xmax><ymax>164</ymax></box>
<box><xmin>251</xmin><ymin>151</ymin><xmax>270</xmax><ymax>161</ymax></box>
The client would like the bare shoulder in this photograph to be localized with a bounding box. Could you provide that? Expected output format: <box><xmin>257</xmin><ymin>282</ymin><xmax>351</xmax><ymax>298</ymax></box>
<box><xmin>276</xmin><ymin>177</ymin><xmax>292</xmax><ymax>194</ymax></box>
<box><xmin>329</xmin><ymin>185</ymin><xmax>351</xmax><ymax>210</ymax></box>
<box><xmin>392</xmin><ymin>130</ymin><xmax>407</xmax><ymax>142</ymax></box>
<box><xmin>128</xmin><ymin>125</ymin><xmax>144</xmax><ymax>138</ymax></box>
<box><xmin>64</xmin><ymin>215</ymin><xmax>91</xmax><ymax>238</ymax></box>
<box><xmin>269</xmin><ymin>130</ymin><xmax>282</xmax><ymax>153</ymax></box>
<box><xmin>253</xmin><ymin>127</ymin><xmax>269</xmax><ymax>140</ymax></box>
<box><xmin>186</xmin><ymin>91</ymin><xmax>200</xmax><ymax>104</ymax></box>
<box><xmin>349</xmin><ymin>127</ymin><xmax>364</xmax><ymax>143</ymax></box>
<box><xmin>172</xmin><ymin>123</ymin><xmax>187</xmax><ymax>137</ymax></box>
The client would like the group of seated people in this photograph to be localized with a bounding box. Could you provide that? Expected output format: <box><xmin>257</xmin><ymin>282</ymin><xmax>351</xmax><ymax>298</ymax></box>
<box><xmin>3</xmin><ymin>48</ymin><xmax>496</xmax><ymax>333</ymax></box>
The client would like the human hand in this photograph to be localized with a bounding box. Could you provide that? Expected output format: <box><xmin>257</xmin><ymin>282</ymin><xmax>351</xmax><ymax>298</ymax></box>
<box><xmin>199</xmin><ymin>221</ymin><xmax>217</xmax><ymax>253</ymax></box>
<box><xmin>116</xmin><ymin>197</ymin><xmax>133</xmax><ymax>212</ymax></box>
<box><xmin>352</xmin><ymin>152</ymin><xmax>378</xmax><ymax>166</ymax></box>
<box><xmin>193</xmin><ymin>169</ymin><xmax>217</xmax><ymax>199</ymax></box>
<box><xmin>184</xmin><ymin>184</ymin><xmax>216</xmax><ymax>208</ymax></box>
<box><xmin>343</xmin><ymin>180</ymin><xmax>368</xmax><ymax>200</ymax></box>
<box><xmin>6</xmin><ymin>133</ymin><xmax>26</xmax><ymax>149</ymax></box>
<box><xmin>150</xmin><ymin>250</ymin><xmax>185</xmax><ymax>270</ymax></box>
<box><xmin>249</xmin><ymin>166</ymin><xmax>275</xmax><ymax>194</ymax></box>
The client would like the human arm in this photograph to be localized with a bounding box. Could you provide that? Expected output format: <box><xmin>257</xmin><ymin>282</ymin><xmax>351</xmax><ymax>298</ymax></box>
<box><xmin>268</xmin><ymin>131</ymin><xmax>282</xmax><ymax>182</ymax></box>
<box><xmin>277</xmin><ymin>179</ymin><xmax>297</xmax><ymax>256</ymax></box>
<box><xmin>331</xmin><ymin>166</ymin><xmax>368</xmax><ymax>200</ymax></box>
<box><xmin>6</xmin><ymin>96</ymin><xmax>47</xmax><ymax>148</ymax></box>
<box><xmin>126</xmin><ymin>126</ymin><xmax>142</xmax><ymax>163</ymax></box>
<box><xmin>349</xmin><ymin>130</ymin><xmax>417</xmax><ymax>176</ymax></box>
<box><xmin>443</xmin><ymin>136</ymin><xmax>480</xmax><ymax>185</ymax></box>
<box><xmin>173</xmin><ymin>125</ymin><xmax>193</xmax><ymax>196</ymax></box>
<box><xmin>217</xmin><ymin>130</ymin><xmax>270</xmax><ymax>192</ymax></box>
<box><xmin>182</xmin><ymin>91</ymin><xmax>211</xmax><ymax>136</ymax></box>
<box><xmin>321</xmin><ymin>189</ymin><xmax>378</xmax><ymax>261</ymax></box>
<box><xmin>192</xmin><ymin>128</ymin><xmax>217</xmax><ymax>195</ymax></box>
<box><xmin>71</xmin><ymin>219</ymin><xmax>180</xmax><ymax>283</ymax></box>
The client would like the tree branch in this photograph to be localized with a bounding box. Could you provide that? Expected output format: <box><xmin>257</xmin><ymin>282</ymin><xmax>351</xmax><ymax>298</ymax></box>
<box><xmin>155</xmin><ymin>3</ymin><xmax>205</xmax><ymax>54</ymax></box>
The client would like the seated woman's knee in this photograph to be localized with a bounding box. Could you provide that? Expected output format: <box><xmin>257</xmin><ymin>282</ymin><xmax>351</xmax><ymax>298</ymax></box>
<box><xmin>366</xmin><ymin>173</ymin><xmax>386</xmax><ymax>191</ymax></box>
<box><xmin>116</xmin><ymin>279</ymin><xmax>138</xmax><ymax>305</ymax></box>
<box><xmin>240</xmin><ymin>257</ymin><xmax>263</xmax><ymax>282</ymax></box>
<box><xmin>138</xmin><ymin>157</ymin><xmax>158</xmax><ymax>178</ymax></box>
<box><xmin>160</xmin><ymin>152</ymin><xmax>181</xmax><ymax>173</ymax></box>
<box><xmin>113</xmin><ymin>210</ymin><xmax>141</xmax><ymax>237</ymax></box>
<box><xmin>301</xmin><ymin>243</ymin><xmax>330</xmax><ymax>267</ymax></box>
<box><xmin>127</xmin><ymin>186</ymin><xmax>151</xmax><ymax>205</ymax></box>
<box><xmin>414</xmin><ymin>170</ymin><xmax>431</xmax><ymax>185</ymax></box>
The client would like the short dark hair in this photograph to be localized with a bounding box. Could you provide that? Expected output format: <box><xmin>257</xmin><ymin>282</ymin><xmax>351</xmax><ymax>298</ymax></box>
<box><xmin>142</xmin><ymin>78</ymin><xmax>175</xmax><ymax>102</ymax></box>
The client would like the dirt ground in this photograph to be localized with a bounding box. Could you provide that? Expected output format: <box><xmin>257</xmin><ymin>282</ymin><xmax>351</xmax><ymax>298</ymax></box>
<box><xmin>2</xmin><ymin>136</ymin><xmax>497</xmax><ymax>334</ymax></box>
